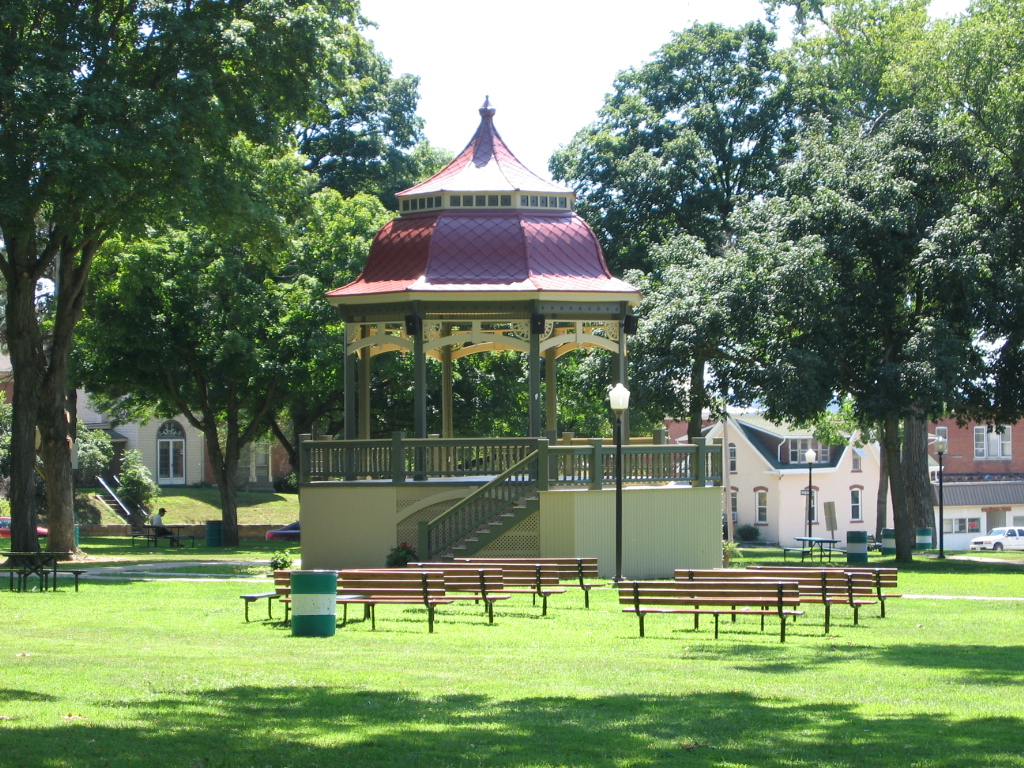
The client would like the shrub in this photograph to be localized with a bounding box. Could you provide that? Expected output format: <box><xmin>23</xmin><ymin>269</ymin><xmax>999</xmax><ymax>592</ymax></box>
<box><xmin>118</xmin><ymin>449</ymin><xmax>161</xmax><ymax>513</ymax></box>
<box><xmin>385</xmin><ymin>542</ymin><xmax>417</xmax><ymax>567</ymax></box>
<box><xmin>270</xmin><ymin>548</ymin><xmax>296</xmax><ymax>571</ymax></box>
<box><xmin>735</xmin><ymin>524</ymin><xmax>760</xmax><ymax>542</ymax></box>
<box><xmin>274</xmin><ymin>472</ymin><xmax>298</xmax><ymax>493</ymax></box>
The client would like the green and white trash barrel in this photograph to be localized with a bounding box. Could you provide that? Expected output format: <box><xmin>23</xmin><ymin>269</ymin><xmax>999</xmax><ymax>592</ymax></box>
<box><xmin>915</xmin><ymin>527</ymin><xmax>933</xmax><ymax>550</ymax></box>
<box><xmin>881</xmin><ymin>528</ymin><xmax>896</xmax><ymax>556</ymax></box>
<box><xmin>205</xmin><ymin>520</ymin><xmax>223</xmax><ymax>547</ymax></box>
<box><xmin>846</xmin><ymin>530</ymin><xmax>869</xmax><ymax>564</ymax></box>
<box><xmin>290</xmin><ymin>570</ymin><xmax>338</xmax><ymax>637</ymax></box>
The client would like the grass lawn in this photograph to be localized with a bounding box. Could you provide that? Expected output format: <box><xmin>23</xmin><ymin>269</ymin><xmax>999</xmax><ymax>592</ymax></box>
<box><xmin>2</xmin><ymin>548</ymin><xmax>1023</xmax><ymax>768</ymax></box>
<box><xmin>76</xmin><ymin>486</ymin><xmax>299</xmax><ymax>526</ymax></box>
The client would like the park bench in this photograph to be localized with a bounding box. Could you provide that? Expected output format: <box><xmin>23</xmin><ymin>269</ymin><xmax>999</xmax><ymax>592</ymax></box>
<box><xmin>751</xmin><ymin>565</ymin><xmax>900</xmax><ymax>617</ymax></box>
<box><xmin>781</xmin><ymin>547</ymin><xmax>812</xmax><ymax>562</ymax></box>
<box><xmin>54</xmin><ymin>568</ymin><xmax>87</xmax><ymax>592</ymax></box>
<box><xmin>272</xmin><ymin>569</ymin><xmax>453</xmax><ymax>633</ymax></box>
<box><xmin>337</xmin><ymin>569</ymin><xmax>452</xmax><ymax>633</ymax></box>
<box><xmin>618</xmin><ymin>579</ymin><xmax>803</xmax><ymax>642</ymax></box>
<box><xmin>240</xmin><ymin>590</ymin><xmax>280</xmax><ymax>622</ymax></box>
<box><xmin>407</xmin><ymin>563</ymin><xmax>510</xmax><ymax>623</ymax></box>
<box><xmin>452</xmin><ymin>559</ymin><xmax>567</xmax><ymax>615</ymax></box>
<box><xmin>676</xmin><ymin>567</ymin><xmax>872</xmax><ymax>633</ymax></box>
<box><xmin>457</xmin><ymin>557</ymin><xmax>604</xmax><ymax>608</ymax></box>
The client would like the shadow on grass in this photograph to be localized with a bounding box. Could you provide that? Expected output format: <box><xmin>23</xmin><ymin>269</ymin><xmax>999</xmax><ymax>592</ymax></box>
<box><xmin>3</xmin><ymin>688</ymin><xmax>1021</xmax><ymax>768</ymax></box>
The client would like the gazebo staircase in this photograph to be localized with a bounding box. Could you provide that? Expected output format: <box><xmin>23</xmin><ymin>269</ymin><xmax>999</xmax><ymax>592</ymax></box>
<box><xmin>418</xmin><ymin>450</ymin><xmax>543</xmax><ymax>560</ymax></box>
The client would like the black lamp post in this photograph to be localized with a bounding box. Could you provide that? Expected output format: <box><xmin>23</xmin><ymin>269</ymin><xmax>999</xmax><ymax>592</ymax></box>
<box><xmin>935</xmin><ymin>437</ymin><xmax>947</xmax><ymax>559</ymax></box>
<box><xmin>609</xmin><ymin>383</ymin><xmax>630</xmax><ymax>582</ymax></box>
<box><xmin>805</xmin><ymin>447</ymin><xmax>816</xmax><ymax>540</ymax></box>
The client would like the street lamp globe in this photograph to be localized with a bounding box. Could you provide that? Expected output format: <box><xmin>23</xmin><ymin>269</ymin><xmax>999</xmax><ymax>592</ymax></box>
<box><xmin>609</xmin><ymin>383</ymin><xmax>631</xmax><ymax>415</ymax></box>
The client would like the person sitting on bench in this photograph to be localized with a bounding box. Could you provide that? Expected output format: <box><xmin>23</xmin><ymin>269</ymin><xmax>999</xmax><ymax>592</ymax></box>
<box><xmin>150</xmin><ymin>507</ymin><xmax>180</xmax><ymax>547</ymax></box>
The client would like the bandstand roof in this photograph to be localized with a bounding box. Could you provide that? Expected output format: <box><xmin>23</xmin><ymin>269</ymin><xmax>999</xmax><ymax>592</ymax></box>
<box><xmin>326</xmin><ymin>99</ymin><xmax>640</xmax><ymax>309</ymax></box>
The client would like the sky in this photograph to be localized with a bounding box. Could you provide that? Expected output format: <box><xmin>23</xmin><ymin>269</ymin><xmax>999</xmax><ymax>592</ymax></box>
<box><xmin>359</xmin><ymin>0</ymin><xmax>969</xmax><ymax>182</ymax></box>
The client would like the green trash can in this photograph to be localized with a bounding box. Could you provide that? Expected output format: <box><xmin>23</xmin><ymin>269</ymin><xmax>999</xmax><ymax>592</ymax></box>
<box><xmin>74</xmin><ymin>524</ymin><xmax>80</xmax><ymax>548</ymax></box>
<box><xmin>915</xmin><ymin>527</ymin><xmax>933</xmax><ymax>550</ymax></box>
<box><xmin>205</xmin><ymin>520</ymin><xmax>223</xmax><ymax>547</ymax></box>
<box><xmin>846</xmin><ymin>530</ymin><xmax>868</xmax><ymax>564</ymax></box>
<box><xmin>881</xmin><ymin>528</ymin><xmax>896</xmax><ymax>556</ymax></box>
<box><xmin>290</xmin><ymin>570</ymin><xmax>338</xmax><ymax>637</ymax></box>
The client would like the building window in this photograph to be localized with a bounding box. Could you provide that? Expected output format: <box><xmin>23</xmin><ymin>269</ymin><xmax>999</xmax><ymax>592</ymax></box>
<box><xmin>156</xmin><ymin>420</ymin><xmax>186</xmax><ymax>486</ymax></box>
<box><xmin>730</xmin><ymin>490</ymin><xmax>738</xmax><ymax>522</ymax></box>
<box><xmin>500</xmin><ymin>194</ymin><xmax>512</xmax><ymax>206</ymax></box>
<box><xmin>953</xmin><ymin>518</ymin><xmax>981</xmax><ymax>533</ymax></box>
<box><xmin>852</xmin><ymin>447</ymin><xmax>864</xmax><ymax>472</ymax></box>
<box><xmin>728</xmin><ymin>444</ymin><xmax>737</xmax><ymax>473</ymax></box>
<box><xmin>851</xmin><ymin>488</ymin><xmax>863</xmax><ymax>521</ymax></box>
<box><xmin>936</xmin><ymin>426</ymin><xmax>948</xmax><ymax>443</ymax></box>
<box><xmin>475</xmin><ymin>195</ymin><xmax>486</xmax><ymax>207</ymax></box>
<box><xmin>559</xmin><ymin>197</ymin><xmax>568</xmax><ymax>208</ymax></box>
<box><xmin>488</xmin><ymin>194</ymin><xmax>499</xmax><ymax>206</ymax></box>
<box><xmin>974</xmin><ymin>426</ymin><xmax>1011</xmax><ymax>459</ymax></box>
<box><xmin>755</xmin><ymin>489</ymin><xmax>768</xmax><ymax>524</ymax></box>
<box><xmin>788</xmin><ymin>439</ymin><xmax>830</xmax><ymax>464</ymax></box>
<box><xmin>450</xmin><ymin>195</ymin><xmax>461</xmax><ymax>207</ymax></box>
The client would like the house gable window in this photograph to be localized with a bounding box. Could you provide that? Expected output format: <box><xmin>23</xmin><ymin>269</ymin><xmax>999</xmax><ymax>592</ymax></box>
<box><xmin>728</xmin><ymin>444</ymin><xmax>737</xmax><ymax>473</ymax></box>
<box><xmin>786</xmin><ymin>438</ymin><xmax>830</xmax><ymax>464</ymax></box>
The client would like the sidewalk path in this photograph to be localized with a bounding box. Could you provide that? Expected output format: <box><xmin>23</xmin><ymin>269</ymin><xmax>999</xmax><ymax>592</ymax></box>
<box><xmin>79</xmin><ymin>560</ymin><xmax>284</xmax><ymax>583</ymax></box>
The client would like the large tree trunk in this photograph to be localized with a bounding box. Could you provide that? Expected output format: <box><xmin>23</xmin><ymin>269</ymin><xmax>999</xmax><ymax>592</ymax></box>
<box><xmin>687</xmin><ymin>356</ymin><xmax>708</xmax><ymax>442</ymax></box>
<box><xmin>902</xmin><ymin>411</ymin><xmax>935</xmax><ymax>546</ymax></box>
<box><xmin>3</xmin><ymin>248</ymin><xmax>47</xmax><ymax>555</ymax></box>
<box><xmin>875</xmin><ymin>436</ymin><xmax>889</xmax><ymax>540</ymax></box>
<box><xmin>882</xmin><ymin>414</ymin><xmax>914</xmax><ymax>563</ymax></box>
<box><xmin>204</xmin><ymin>429</ymin><xmax>241</xmax><ymax>548</ymax></box>
<box><xmin>38</xmin><ymin>245</ymin><xmax>96</xmax><ymax>557</ymax></box>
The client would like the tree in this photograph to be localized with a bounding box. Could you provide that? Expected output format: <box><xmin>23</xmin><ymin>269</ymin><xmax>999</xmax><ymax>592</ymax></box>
<box><xmin>297</xmin><ymin>52</ymin><xmax>453</xmax><ymax>209</ymax></box>
<box><xmin>730</xmin><ymin>113</ymin><xmax>989</xmax><ymax>561</ymax></box>
<box><xmin>551</xmin><ymin>21</ymin><xmax>795</xmax><ymax>273</ymax></box>
<box><xmin>940</xmin><ymin>0</ymin><xmax>1024</xmax><ymax>423</ymax></box>
<box><xmin>269</xmin><ymin>189</ymin><xmax>393</xmax><ymax>469</ymax></box>
<box><xmin>77</xmin><ymin>139</ymin><xmax>321</xmax><ymax>546</ymax></box>
<box><xmin>0</xmin><ymin>0</ymin><xmax>365</xmax><ymax>555</ymax></box>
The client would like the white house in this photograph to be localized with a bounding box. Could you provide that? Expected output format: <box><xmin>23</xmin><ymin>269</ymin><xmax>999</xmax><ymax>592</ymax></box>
<box><xmin>76</xmin><ymin>393</ymin><xmax>206</xmax><ymax>487</ymax></box>
<box><xmin>704</xmin><ymin>414</ymin><xmax>883</xmax><ymax>548</ymax></box>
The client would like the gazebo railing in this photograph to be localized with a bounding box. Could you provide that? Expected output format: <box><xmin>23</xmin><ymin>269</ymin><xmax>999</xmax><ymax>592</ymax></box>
<box><xmin>300</xmin><ymin>434</ymin><xmax>722</xmax><ymax>487</ymax></box>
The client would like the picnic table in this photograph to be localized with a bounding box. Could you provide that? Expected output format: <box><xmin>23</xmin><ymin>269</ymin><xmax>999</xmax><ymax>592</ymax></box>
<box><xmin>139</xmin><ymin>525</ymin><xmax>195</xmax><ymax>548</ymax></box>
<box><xmin>794</xmin><ymin>537</ymin><xmax>841</xmax><ymax>562</ymax></box>
<box><xmin>3</xmin><ymin>551</ymin><xmax>71</xmax><ymax>591</ymax></box>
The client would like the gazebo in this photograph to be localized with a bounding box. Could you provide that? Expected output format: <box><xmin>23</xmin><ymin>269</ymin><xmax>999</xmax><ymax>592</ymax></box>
<box><xmin>326</xmin><ymin>98</ymin><xmax>640</xmax><ymax>440</ymax></box>
<box><xmin>299</xmin><ymin>101</ymin><xmax>723</xmax><ymax>577</ymax></box>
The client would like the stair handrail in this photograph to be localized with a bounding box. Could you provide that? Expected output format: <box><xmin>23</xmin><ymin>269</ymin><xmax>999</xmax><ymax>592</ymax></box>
<box><xmin>96</xmin><ymin>476</ymin><xmax>138</xmax><ymax>525</ymax></box>
<box><xmin>418</xmin><ymin>447</ymin><xmax>546</xmax><ymax>560</ymax></box>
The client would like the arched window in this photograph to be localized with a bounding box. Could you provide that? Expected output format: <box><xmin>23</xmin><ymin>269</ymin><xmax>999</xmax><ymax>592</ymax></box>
<box><xmin>157</xmin><ymin>420</ymin><xmax>186</xmax><ymax>485</ymax></box>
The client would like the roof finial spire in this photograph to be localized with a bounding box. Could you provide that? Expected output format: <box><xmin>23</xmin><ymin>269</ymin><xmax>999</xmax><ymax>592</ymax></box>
<box><xmin>479</xmin><ymin>96</ymin><xmax>495</xmax><ymax>119</ymax></box>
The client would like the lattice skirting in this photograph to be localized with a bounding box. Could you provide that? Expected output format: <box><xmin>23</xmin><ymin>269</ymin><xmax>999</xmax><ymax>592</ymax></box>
<box><xmin>396</xmin><ymin>502</ymin><xmax>452</xmax><ymax>549</ymax></box>
<box><xmin>475</xmin><ymin>513</ymin><xmax>539</xmax><ymax>557</ymax></box>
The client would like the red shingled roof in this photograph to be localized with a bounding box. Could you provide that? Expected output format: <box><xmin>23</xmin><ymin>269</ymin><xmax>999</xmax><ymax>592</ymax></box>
<box><xmin>401</xmin><ymin>99</ymin><xmax>570</xmax><ymax>197</ymax></box>
<box><xmin>327</xmin><ymin>210</ymin><xmax>638</xmax><ymax>298</ymax></box>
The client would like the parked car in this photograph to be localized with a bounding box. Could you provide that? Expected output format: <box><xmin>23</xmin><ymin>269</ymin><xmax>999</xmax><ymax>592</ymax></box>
<box><xmin>969</xmin><ymin>527</ymin><xmax>1024</xmax><ymax>551</ymax></box>
<box><xmin>266</xmin><ymin>521</ymin><xmax>300</xmax><ymax>541</ymax></box>
<box><xmin>0</xmin><ymin>517</ymin><xmax>49</xmax><ymax>538</ymax></box>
